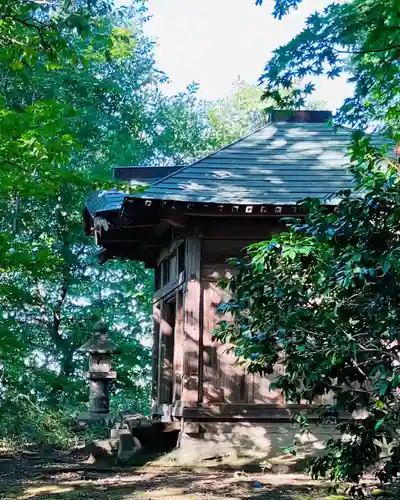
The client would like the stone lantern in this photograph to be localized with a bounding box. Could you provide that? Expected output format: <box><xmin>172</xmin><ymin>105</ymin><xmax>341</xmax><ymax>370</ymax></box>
<box><xmin>79</xmin><ymin>322</ymin><xmax>119</xmax><ymax>421</ymax></box>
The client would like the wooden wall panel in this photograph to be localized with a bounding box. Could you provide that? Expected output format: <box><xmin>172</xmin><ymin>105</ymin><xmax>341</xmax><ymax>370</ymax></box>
<box><xmin>202</xmin><ymin>281</ymin><xmax>244</xmax><ymax>404</ymax></box>
<box><xmin>201</xmin><ymin>255</ymin><xmax>285</xmax><ymax>406</ymax></box>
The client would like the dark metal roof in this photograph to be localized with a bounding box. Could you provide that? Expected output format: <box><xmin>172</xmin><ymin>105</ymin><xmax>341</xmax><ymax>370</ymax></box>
<box><xmin>85</xmin><ymin>119</ymin><xmax>391</xmax><ymax>218</ymax></box>
<box><xmin>135</xmin><ymin>121</ymin><xmax>389</xmax><ymax>205</ymax></box>
<box><xmin>86</xmin><ymin>167</ymin><xmax>183</xmax><ymax>217</ymax></box>
<box><xmin>85</xmin><ymin>189</ymin><xmax>126</xmax><ymax>217</ymax></box>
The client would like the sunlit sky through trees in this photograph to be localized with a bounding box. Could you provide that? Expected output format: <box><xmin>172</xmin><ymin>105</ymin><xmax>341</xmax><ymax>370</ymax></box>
<box><xmin>116</xmin><ymin>0</ymin><xmax>352</xmax><ymax>110</ymax></box>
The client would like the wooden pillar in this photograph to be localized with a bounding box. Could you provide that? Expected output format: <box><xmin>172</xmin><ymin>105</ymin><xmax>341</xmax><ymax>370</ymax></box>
<box><xmin>173</xmin><ymin>290</ymin><xmax>184</xmax><ymax>404</ymax></box>
<box><xmin>182</xmin><ymin>237</ymin><xmax>202</xmax><ymax>407</ymax></box>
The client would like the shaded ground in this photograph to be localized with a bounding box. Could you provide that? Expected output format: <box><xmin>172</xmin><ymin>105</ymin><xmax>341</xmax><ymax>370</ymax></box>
<box><xmin>0</xmin><ymin>471</ymin><xmax>339</xmax><ymax>500</ymax></box>
<box><xmin>0</xmin><ymin>451</ymin><xmax>393</xmax><ymax>499</ymax></box>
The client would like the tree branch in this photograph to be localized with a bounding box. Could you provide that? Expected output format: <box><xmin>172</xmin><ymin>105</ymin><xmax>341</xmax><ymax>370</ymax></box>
<box><xmin>0</xmin><ymin>15</ymin><xmax>50</xmax><ymax>50</ymax></box>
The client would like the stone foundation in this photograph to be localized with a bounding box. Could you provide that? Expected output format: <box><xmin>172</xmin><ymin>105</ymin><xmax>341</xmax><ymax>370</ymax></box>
<box><xmin>157</xmin><ymin>422</ymin><xmax>338</xmax><ymax>468</ymax></box>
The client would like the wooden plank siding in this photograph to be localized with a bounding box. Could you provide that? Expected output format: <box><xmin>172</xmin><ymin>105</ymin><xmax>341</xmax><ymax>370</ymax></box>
<box><xmin>200</xmin><ymin>263</ymin><xmax>283</xmax><ymax>407</ymax></box>
<box><xmin>199</xmin><ymin>262</ymin><xmax>333</xmax><ymax>409</ymax></box>
<box><xmin>202</xmin><ymin>279</ymin><xmax>250</xmax><ymax>404</ymax></box>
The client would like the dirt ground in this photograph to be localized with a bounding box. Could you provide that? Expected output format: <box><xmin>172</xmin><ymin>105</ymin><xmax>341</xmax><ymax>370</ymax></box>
<box><xmin>0</xmin><ymin>451</ymin><xmax>391</xmax><ymax>500</ymax></box>
<box><xmin>0</xmin><ymin>471</ymin><xmax>342</xmax><ymax>500</ymax></box>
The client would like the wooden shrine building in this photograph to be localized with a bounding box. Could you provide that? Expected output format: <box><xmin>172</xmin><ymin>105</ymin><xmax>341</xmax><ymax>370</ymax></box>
<box><xmin>84</xmin><ymin>110</ymin><xmax>386</xmax><ymax>461</ymax></box>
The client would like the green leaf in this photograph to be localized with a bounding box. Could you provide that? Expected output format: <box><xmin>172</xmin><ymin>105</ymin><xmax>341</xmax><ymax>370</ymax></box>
<box><xmin>11</xmin><ymin>60</ymin><xmax>24</xmax><ymax>71</ymax></box>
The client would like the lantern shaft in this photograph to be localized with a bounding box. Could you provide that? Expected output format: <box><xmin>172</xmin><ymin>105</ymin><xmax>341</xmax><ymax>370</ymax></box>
<box><xmin>89</xmin><ymin>379</ymin><xmax>110</xmax><ymax>414</ymax></box>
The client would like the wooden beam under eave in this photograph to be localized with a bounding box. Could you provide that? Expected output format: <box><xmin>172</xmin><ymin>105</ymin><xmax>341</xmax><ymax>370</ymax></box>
<box><xmin>160</xmin><ymin>213</ymin><xmax>187</xmax><ymax>229</ymax></box>
<box><xmin>98</xmin><ymin>226</ymin><xmax>171</xmax><ymax>247</ymax></box>
<box><xmin>99</xmin><ymin>243</ymin><xmax>158</xmax><ymax>267</ymax></box>
<box><xmin>161</xmin><ymin>217</ymin><xmax>186</xmax><ymax>229</ymax></box>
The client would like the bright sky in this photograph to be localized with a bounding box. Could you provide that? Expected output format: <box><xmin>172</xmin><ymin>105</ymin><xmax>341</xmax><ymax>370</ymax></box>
<box><xmin>118</xmin><ymin>0</ymin><xmax>352</xmax><ymax>111</ymax></box>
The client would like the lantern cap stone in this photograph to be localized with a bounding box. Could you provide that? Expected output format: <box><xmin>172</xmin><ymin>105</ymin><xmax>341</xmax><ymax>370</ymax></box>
<box><xmin>79</xmin><ymin>333</ymin><xmax>119</xmax><ymax>353</ymax></box>
<box><xmin>79</xmin><ymin>323</ymin><xmax>119</xmax><ymax>354</ymax></box>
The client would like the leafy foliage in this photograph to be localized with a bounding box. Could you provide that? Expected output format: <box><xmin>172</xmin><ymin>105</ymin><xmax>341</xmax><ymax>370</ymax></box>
<box><xmin>0</xmin><ymin>1</ymin><xmax>267</xmax><ymax>448</ymax></box>
<box><xmin>215</xmin><ymin>135</ymin><xmax>400</xmax><ymax>483</ymax></box>
<box><xmin>255</xmin><ymin>0</ymin><xmax>302</xmax><ymax>20</ymax></box>
<box><xmin>206</xmin><ymin>79</ymin><xmax>268</xmax><ymax>146</ymax></box>
<box><xmin>0</xmin><ymin>0</ymin><xmax>156</xmax><ymax>447</ymax></box>
<box><xmin>257</xmin><ymin>0</ymin><xmax>400</xmax><ymax>130</ymax></box>
<box><xmin>215</xmin><ymin>0</ymin><xmax>400</xmax><ymax>485</ymax></box>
